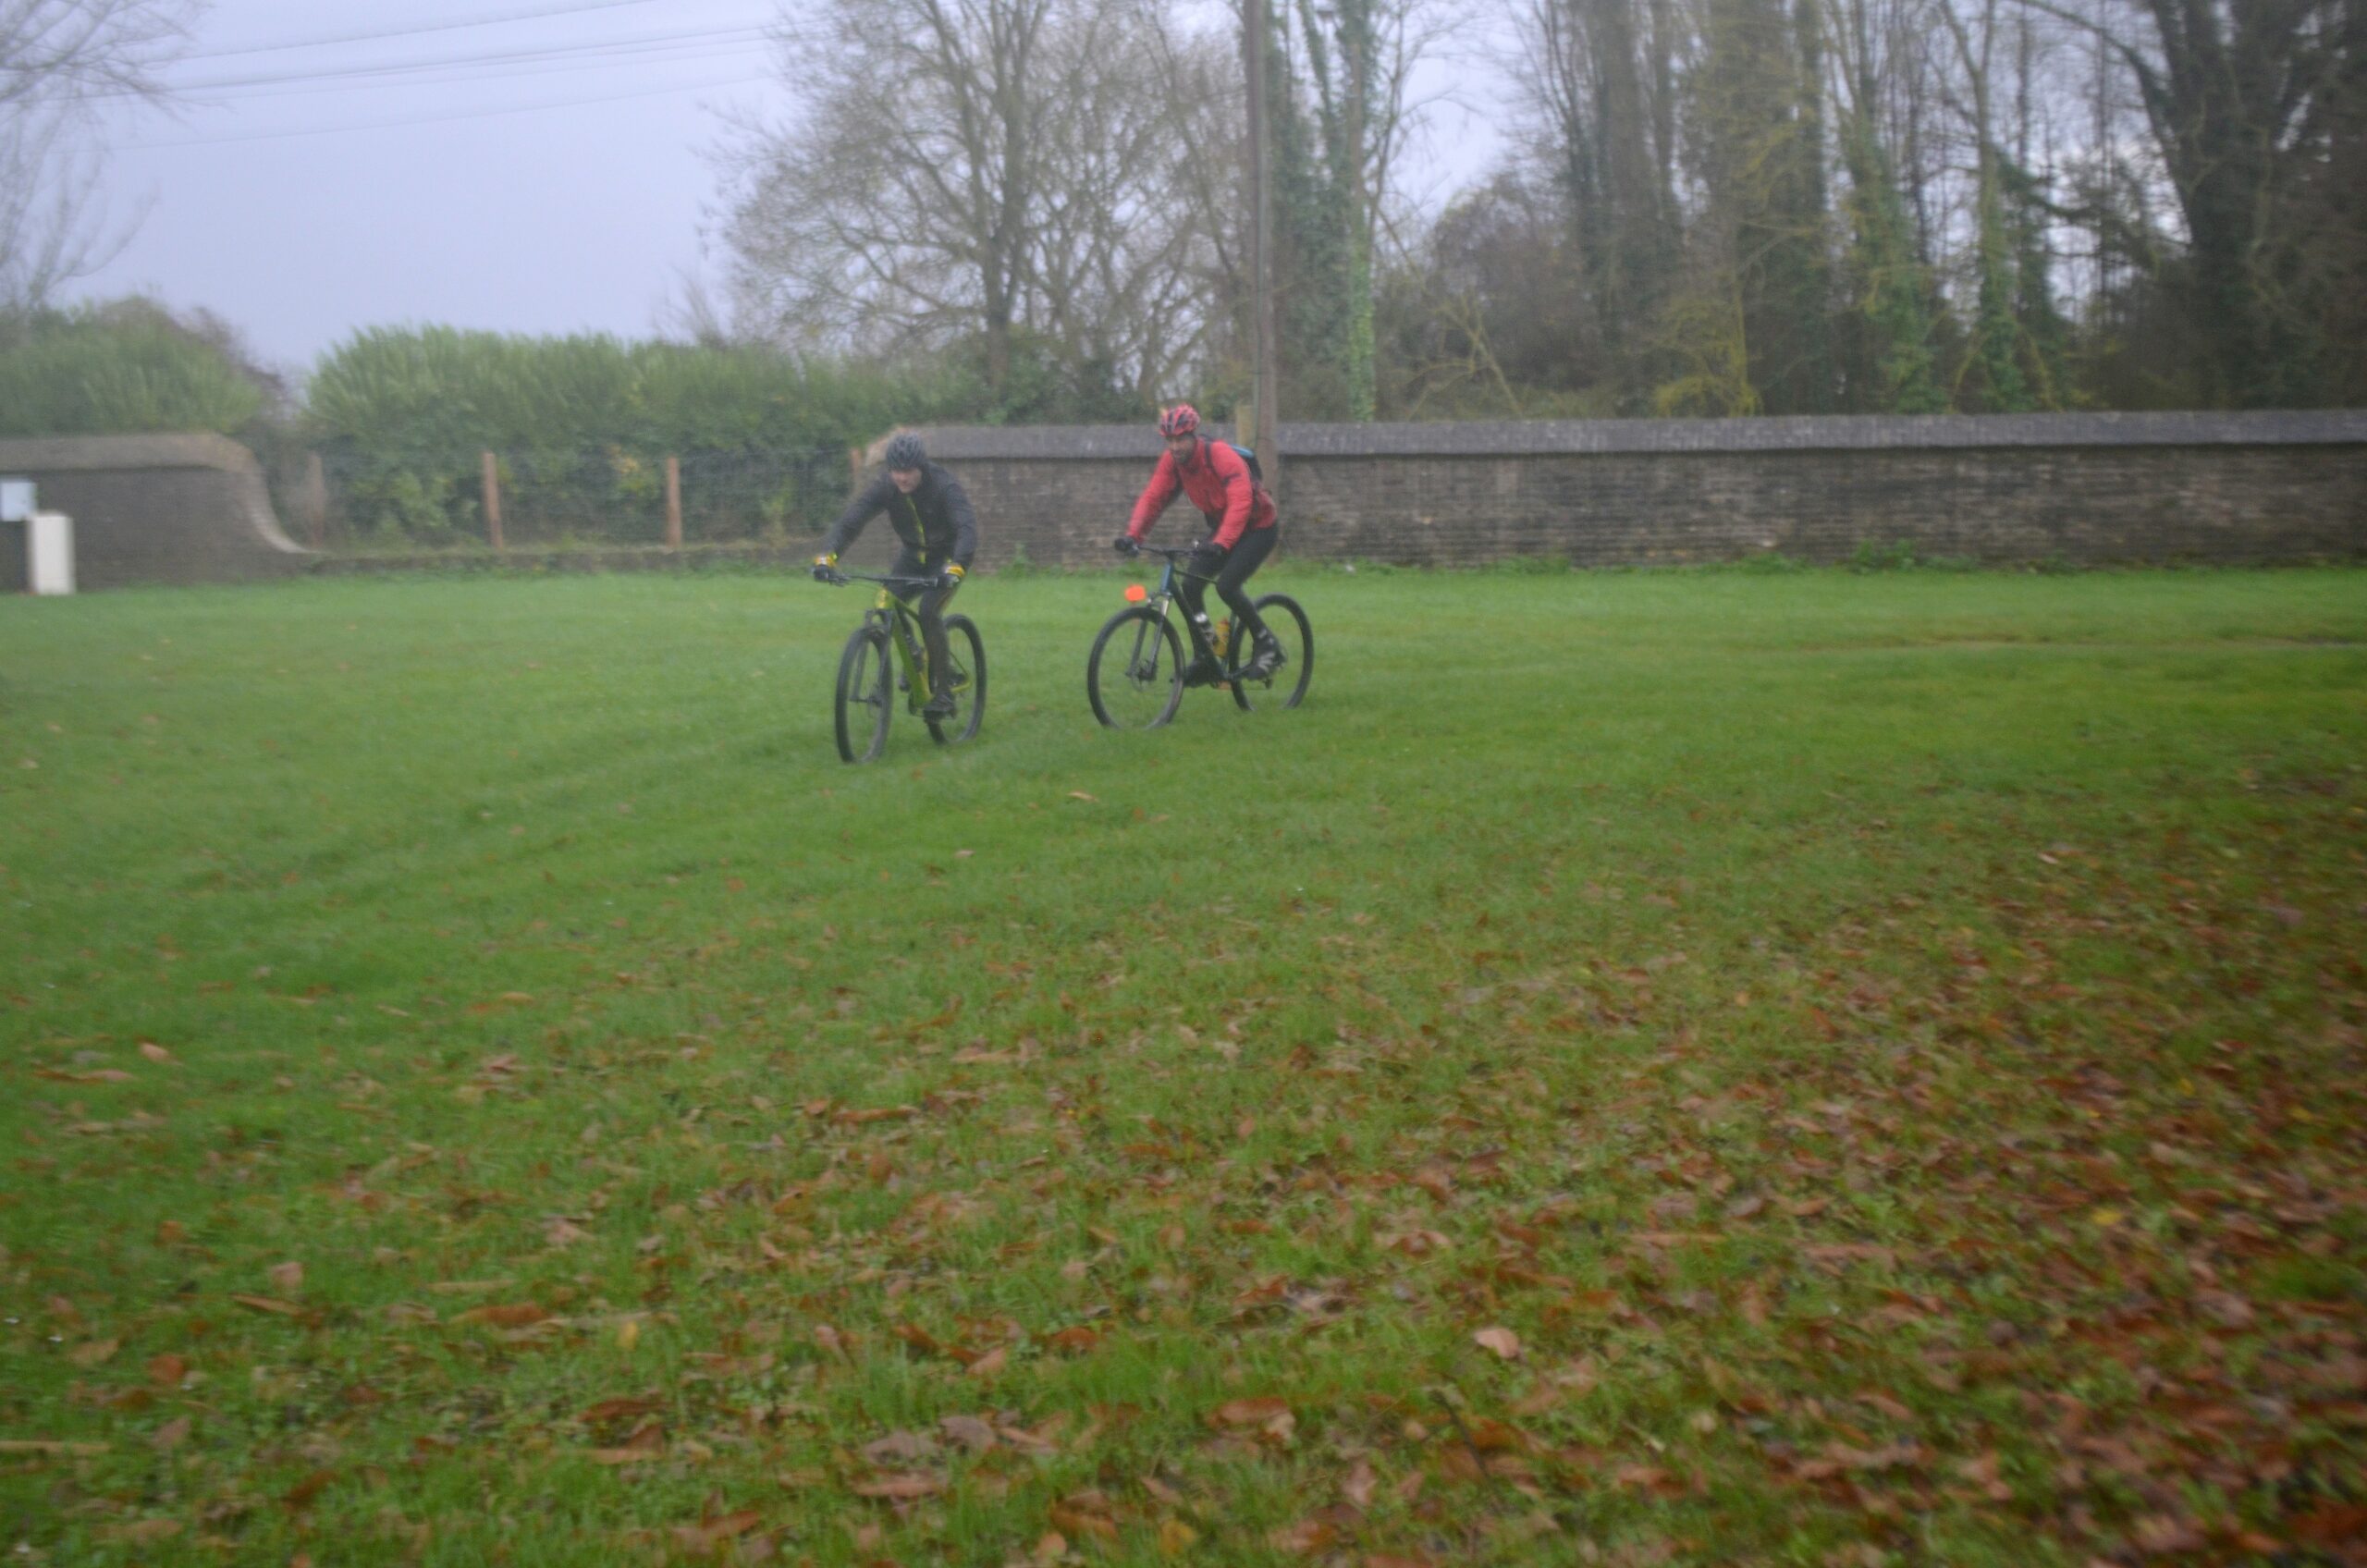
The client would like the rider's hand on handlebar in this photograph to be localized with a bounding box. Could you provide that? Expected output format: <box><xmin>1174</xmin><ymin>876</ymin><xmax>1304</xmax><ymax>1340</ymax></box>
<box><xmin>812</xmin><ymin>554</ymin><xmax>841</xmax><ymax>584</ymax></box>
<box><xmin>1112</xmin><ymin>533</ymin><xmax>1139</xmax><ymax>557</ymax></box>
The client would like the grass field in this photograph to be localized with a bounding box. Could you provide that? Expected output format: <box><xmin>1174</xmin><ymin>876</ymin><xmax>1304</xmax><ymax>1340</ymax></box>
<box><xmin>3</xmin><ymin>565</ymin><xmax>2363</xmax><ymax>1567</ymax></box>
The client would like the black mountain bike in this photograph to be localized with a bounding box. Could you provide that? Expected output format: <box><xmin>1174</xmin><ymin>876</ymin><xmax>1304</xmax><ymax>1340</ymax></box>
<box><xmin>819</xmin><ymin>570</ymin><xmax>987</xmax><ymax>763</ymax></box>
<box><xmin>1085</xmin><ymin>544</ymin><xmax>1312</xmax><ymax>729</ymax></box>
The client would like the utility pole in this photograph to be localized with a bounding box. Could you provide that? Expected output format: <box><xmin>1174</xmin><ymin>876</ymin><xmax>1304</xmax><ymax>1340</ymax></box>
<box><xmin>1244</xmin><ymin>0</ymin><xmax>1281</xmax><ymax>486</ymax></box>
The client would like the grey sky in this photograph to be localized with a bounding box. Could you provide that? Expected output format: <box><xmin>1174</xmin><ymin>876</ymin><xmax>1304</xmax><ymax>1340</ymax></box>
<box><xmin>72</xmin><ymin>0</ymin><xmax>1502</xmax><ymax>377</ymax></box>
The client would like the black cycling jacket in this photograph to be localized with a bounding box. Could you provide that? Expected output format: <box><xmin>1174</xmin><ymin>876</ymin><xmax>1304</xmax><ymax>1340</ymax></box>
<box><xmin>818</xmin><ymin>460</ymin><xmax>978</xmax><ymax>568</ymax></box>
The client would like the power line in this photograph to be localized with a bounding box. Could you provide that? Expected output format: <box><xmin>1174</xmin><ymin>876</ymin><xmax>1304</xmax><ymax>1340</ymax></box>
<box><xmin>178</xmin><ymin>0</ymin><xmax>732</xmax><ymax>61</ymax></box>
<box><xmin>114</xmin><ymin>70</ymin><xmax>772</xmax><ymax>149</ymax></box>
<box><xmin>147</xmin><ymin>22</ymin><xmax>771</xmax><ymax>96</ymax></box>
<box><xmin>162</xmin><ymin>41</ymin><xmax>772</xmax><ymax>106</ymax></box>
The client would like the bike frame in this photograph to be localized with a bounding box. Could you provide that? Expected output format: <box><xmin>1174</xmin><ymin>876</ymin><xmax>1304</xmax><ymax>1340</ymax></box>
<box><xmin>1129</xmin><ymin>545</ymin><xmax>1229</xmax><ymax>664</ymax></box>
<box><xmin>841</xmin><ymin>573</ymin><xmax>945</xmax><ymax>715</ymax></box>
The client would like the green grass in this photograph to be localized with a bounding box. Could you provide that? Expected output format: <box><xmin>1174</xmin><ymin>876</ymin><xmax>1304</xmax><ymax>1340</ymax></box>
<box><xmin>3</xmin><ymin>567</ymin><xmax>2363</xmax><ymax>1566</ymax></box>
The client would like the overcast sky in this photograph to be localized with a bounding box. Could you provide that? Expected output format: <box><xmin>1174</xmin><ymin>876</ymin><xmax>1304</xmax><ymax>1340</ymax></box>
<box><xmin>74</xmin><ymin>0</ymin><xmax>1504</xmax><ymax>377</ymax></box>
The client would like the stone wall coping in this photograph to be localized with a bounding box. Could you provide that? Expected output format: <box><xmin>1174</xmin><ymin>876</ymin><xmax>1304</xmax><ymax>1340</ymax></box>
<box><xmin>913</xmin><ymin>410</ymin><xmax>2367</xmax><ymax>461</ymax></box>
<box><xmin>0</xmin><ymin>432</ymin><xmax>267</xmax><ymax>475</ymax></box>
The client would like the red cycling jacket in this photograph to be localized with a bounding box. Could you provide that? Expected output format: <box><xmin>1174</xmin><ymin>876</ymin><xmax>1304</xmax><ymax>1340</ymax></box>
<box><xmin>1124</xmin><ymin>436</ymin><xmax>1276</xmax><ymax>550</ymax></box>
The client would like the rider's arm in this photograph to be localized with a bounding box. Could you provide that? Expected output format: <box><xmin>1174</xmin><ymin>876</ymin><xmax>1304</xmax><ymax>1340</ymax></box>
<box><xmin>1209</xmin><ymin>444</ymin><xmax>1253</xmax><ymax>550</ymax></box>
<box><xmin>1124</xmin><ymin>450</ymin><xmax>1180</xmax><ymax>541</ymax></box>
<box><xmin>940</xmin><ymin>473</ymin><xmax>980</xmax><ymax>568</ymax></box>
<box><xmin>817</xmin><ymin>472</ymin><xmax>892</xmax><ymax>560</ymax></box>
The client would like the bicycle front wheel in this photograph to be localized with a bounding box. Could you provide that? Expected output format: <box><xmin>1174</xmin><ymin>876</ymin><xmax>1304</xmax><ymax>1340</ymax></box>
<box><xmin>1086</xmin><ymin>606</ymin><xmax>1185</xmax><ymax>729</ymax></box>
<box><xmin>834</xmin><ymin>624</ymin><xmax>893</xmax><ymax>763</ymax></box>
<box><xmin>927</xmin><ymin>614</ymin><xmax>987</xmax><ymax>744</ymax></box>
<box><xmin>1227</xmin><ymin>593</ymin><xmax>1313</xmax><ymax>711</ymax></box>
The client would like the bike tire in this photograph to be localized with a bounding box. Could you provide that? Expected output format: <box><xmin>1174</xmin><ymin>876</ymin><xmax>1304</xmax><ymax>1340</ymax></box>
<box><xmin>926</xmin><ymin>614</ymin><xmax>987</xmax><ymax>744</ymax></box>
<box><xmin>1086</xmin><ymin>606</ymin><xmax>1185</xmax><ymax>729</ymax></box>
<box><xmin>1227</xmin><ymin>593</ymin><xmax>1313</xmax><ymax>711</ymax></box>
<box><xmin>833</xmin><ymin>624</ymin><xmax>893</xmax><ymax>763</ymax></box>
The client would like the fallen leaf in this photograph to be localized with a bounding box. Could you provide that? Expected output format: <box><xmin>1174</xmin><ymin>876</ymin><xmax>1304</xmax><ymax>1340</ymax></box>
<box><xmin>851</xmin><ymin>1473</ymin><xmax>943</xmax><ymax>1500</ymax></box>
<box><xmin>453</xmin><ymin>1303</ymin><xmax>549</xmax><ymax>1329</ymax></box>
<box><xmin>938</xmin><ymin>1415</ymin><xmax>998</xmax><ymax>1453</ymax></box>
<box><xmin>231</xmin><ymin>1294</ymin><xmax>300</xmax><ymax>1317</ymax></box>
<box><xmin>68</xmin><ymin>1338</ymin><xmax>119</xmax><ymax>1367</ymax></box>
<box><xmin>152</xmin><ymin>1416</ymin><xmax>191</xmax><ymax>1452</ymax></box>
<box><xmin>1212</xmin><ymin>1397</ymin><xmax>1293</xmax><ymax>1427</ymax></box>
<box><xmin>269</xmin><ymin>1261</ymin><xmax>304</xmax><ymax>1293</ymax></box>
<box><xmin>139</xmin><ymin>1042</ymin><xmax>174</xmax><ymax>1064</ymax></box>
<box><xmin>1474</xmin><ymin>1327</ymin><xmax>1523</xmax><ymax>1360</ymax></box>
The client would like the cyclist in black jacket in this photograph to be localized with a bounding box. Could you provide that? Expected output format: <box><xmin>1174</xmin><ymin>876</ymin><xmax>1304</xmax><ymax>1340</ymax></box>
<box><xmin>813</xmin><ymin>433</ymin><xmax>979</xmax><ymax>718</ymax></box>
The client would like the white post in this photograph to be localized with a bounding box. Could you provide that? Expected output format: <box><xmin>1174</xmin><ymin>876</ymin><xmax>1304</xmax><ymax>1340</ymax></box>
<box><xmin>29</xmin><ymin>512</ymin><xmax>75</xmax><ymax>595</ymax></box>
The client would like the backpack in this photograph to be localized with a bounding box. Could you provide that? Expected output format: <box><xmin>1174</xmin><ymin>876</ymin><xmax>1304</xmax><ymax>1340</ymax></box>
<box><xmin>1226</xmin><ymin>443</ymin><xmax>1264</xmax><ymax>484</ymax></box>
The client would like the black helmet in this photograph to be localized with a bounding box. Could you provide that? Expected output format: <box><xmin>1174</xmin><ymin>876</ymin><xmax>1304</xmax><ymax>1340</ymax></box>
<box><xmin>883</xmin><ymin>433</ymin><xmax>926</xmax><ymax>472</ymax></box>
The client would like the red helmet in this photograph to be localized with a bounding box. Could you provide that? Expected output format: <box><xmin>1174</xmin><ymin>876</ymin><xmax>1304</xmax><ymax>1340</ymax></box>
<box><xmin>1158</xmin><ymin>404</ymin><xmax>1200</xmax><ymax>437</ymax></box>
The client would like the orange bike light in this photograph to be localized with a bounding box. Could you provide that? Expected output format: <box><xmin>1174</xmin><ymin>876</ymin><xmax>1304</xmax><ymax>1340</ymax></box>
<box><xmin>1124</xmin><ymin>583</ymin><xmax>1147</xmax><ymax>602</ymax></box>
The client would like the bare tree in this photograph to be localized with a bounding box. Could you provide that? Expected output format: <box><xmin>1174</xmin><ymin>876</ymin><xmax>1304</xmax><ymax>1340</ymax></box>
<box><xmin>1</xmin><ymin>0</ymin><xmax>197</xmax><ymax>312</ymax></box>
<box><xmin>717</xmin><ymin>0</ymin><xmax>1226</xmax><ymax>404</ymax></box>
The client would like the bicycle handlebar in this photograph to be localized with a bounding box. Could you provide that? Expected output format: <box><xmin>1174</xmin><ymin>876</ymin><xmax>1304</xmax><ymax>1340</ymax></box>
<box><xmin>825</xmin><ymin>570</ymin><xmax>941</xmax><ymax>589</ymax></box>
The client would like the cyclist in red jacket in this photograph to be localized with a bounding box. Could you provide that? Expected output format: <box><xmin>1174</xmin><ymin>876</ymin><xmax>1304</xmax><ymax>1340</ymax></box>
<box><xmin>1112</xmin><ymin>404</ymin><xmax>1283</xmax><ymax>685</ymax></box>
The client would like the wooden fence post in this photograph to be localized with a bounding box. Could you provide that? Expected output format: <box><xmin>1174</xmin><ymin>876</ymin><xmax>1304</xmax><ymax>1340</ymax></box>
<box><xmin>301</xmin><ymin>452</ymin><xmax>327</xmax><ymax>548</ymax></box>
<box><xmin>481</xmin><ymin>450</ymin><xmax>504</xmax><ymax>550</ymax></box>
<box><xmin>665</xmin><ymin>455</ymin><xmax>682</xmax><ymax>550</ymax></box>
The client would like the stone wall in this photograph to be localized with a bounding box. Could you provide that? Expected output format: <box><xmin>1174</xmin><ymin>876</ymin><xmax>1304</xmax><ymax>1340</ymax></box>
<box><xmin>907</xmin><ymin>411</ymin><xmax>2367</xmax><ymax>570</ymax></box>
<box><xmin>0</xmin><ymin>434</ymin><xmax>312</xmax><ymax>592</ymax></box>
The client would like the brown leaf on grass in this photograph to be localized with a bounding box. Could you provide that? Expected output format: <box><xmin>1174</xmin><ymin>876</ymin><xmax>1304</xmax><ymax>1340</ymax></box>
<box><xmin>1856</xmin><ymin>1390</ymin><xmax>1915</xmax><ymax>1423</ymax></box>
<box><xmin>281</xmin><ymin>1468</ymin><xmax>337</xmax><ymax>1511</ymax></box>
<box><xmin>2129</xmin><ymin>1515</ymin><xmax>2207</xmax><ymax>1555</ymax></box>
<box><xmin>152</xmin><ymin>1416</ymin><xmax>191</xmax><ymax>1452</ymax></box>
<box><xmin>1044</xmin><ymin>1326</ymin><xmax>1100</xmax><ymax>1354</ymax></box>
<box><xmin>2194</xmin><ymin>1290</ymin><xmax>2256</xmax><ymax>1329</ymax></box>
<box><xmin>1212</xmin><ymin>1397</ymin><xmax>1293</xmax><ymax>1427</ymax></box>
<box><xmin>581</xmin><ymin>1395</ymin><xmax>664</xmax><ymax>1427</ymax></box>
<box><xmin>1269</xmin><ymin>1517</ymin><xmax>1341</xmax><ymax>1554</ymax></box>
<box><xmin>1342</xmin><ymin>1456</ymin><xmax>1379</xmax><ymax>1509</ymax></box>
<box><xmin>862</xmin><ymin>1431</ymin><xmax>938</xmax><ymax>1465</ymax></box>
<box><xmin>145</xmin><ymin>1352</ymin><xmax>188</xmax><ymax>1387</ymax></box>
<box><xmin>544</xmin><ymin>1217</ymin><xmax>592</xmax><ymax>1247</ymax></box>
<box><xmin>231</xmin><ymin>1294</ymin><xmax>300</xmax><ymax>1316</ymax></box>
<box><xmin>0</xmin><ymin>1440</ymin><xmax>109</xmax><ymax>1456</ymax></box>
<box><xmin>1067</xmin><ymin>790</ymin><xmax>1098</xmax><ymax>802</ymax></box>
<box><xmin>1473</xmin><ymin>1327</ymin><xmax>1523</xmax><ymax>1360</ymax></box>
<box><xmin>1364</xmin><ymin>1556</ymin><xmax>1438</xmax><ymax>1568</ymax></box>
<box><xmin>851</xmin><ymin>1473</ymin><xmax>943</xmax><ymax>1500</ymax></box>
<box><xmin>672</xmin><ymin>1509</ymin><xmax>764</xmax><ymax>1556</ymax></box>
<box><xmin>938</xmin><ymin>1415</ymin><xmax>998</xmax><ymax>1454</ymax></box>
<box><xmin>1049</xmin><ymin>1502</ymin><xmax>1121</xmax><ymax>1543</ymax></box>
<box><xmin>139</xmin><ymin>1042</ymin><xmax>174</xmax><ymax>1064</ymax></box>
<box><xmin>96</xmin><ymin>1519</ymin><xmax>181</xmax><ymax>1545</ymax></box>
<box><xmin>592</xmin><ymin>1420</ymin><xmax>666</xmax><ymax>1464</ymax></box>
<box><xmin>453</xmin><ymin>1302</ymin><xmax>549</xmax><ymax>1329</ymax></box>
<box><xmin>68</xmin><ymin>1338</ymin><xmax>119</xmax><ymax>1367</ymax></box>
<box><xmin>1379</xmin><ymin>1228</ymin><xmax>1451</xmax><ymax>1257</ymax></box>
<box><xmin>1158</xmin><ymin>1516</ymin><xmax>1200</xmax><ymax>1555</ymax></box>
<box><xmin>269</xmin><ymin>1261</ymin><xmax>304</xmax><ymax>1292</ymax></box>
<box><xmin>425</xmin><ymin>1279</ymin><xmax>514</xmax><ymax>1296</ymax></box>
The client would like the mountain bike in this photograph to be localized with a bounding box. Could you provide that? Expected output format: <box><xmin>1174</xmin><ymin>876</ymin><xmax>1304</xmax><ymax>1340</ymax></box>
<box><xmin>819</xmin><ymin>570</ymin><xmax>987</xmax><ymax>763</ymax></box>
<box><xmin>1085</xmin><ymin>544</ymin><xmax>1312</xmax><ymax>729</ymax></box>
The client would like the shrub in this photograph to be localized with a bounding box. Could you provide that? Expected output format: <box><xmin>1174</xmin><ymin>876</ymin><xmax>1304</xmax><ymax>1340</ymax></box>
<box><xmin>0</xmin><ymin>300</ymin><xmax>270</xmax><ymax>436</ymax></box>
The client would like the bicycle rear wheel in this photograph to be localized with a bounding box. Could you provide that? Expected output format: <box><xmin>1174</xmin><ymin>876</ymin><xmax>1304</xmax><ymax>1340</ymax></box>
<box><xmin>1086</xmin><ymin>606</ymin><xmax>1185</xmax><ymax>729</ymax></box>
<box><xmin>926</xmin><ymin>614</ymin><xmax>987</xmax><ymax>744</ymax></box>
<box><xmin>1226</xmin><ymin>593</ymin><xmax>1313</xmax><ymax>711</ymax></box>
<box><xmin>833</xmin><ymin>624</ymin><xmax>893</xmax><ymax>763</ymax></box>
